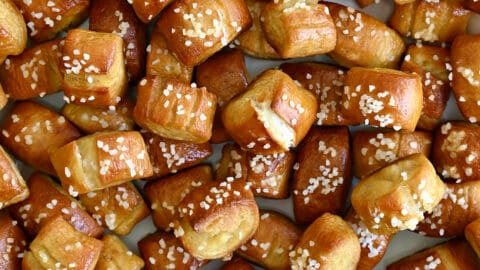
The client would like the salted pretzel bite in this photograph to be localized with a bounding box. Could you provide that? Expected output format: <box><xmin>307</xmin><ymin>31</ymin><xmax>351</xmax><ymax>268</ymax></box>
<box><xmin>0</xmin><ymin>211</ymin><xmax>27</xmax><ymax>270</ymax></box>
<box><xmin>96</xmin><ymin>234</ymin><xmax>144</xmax><ymax>270</ymax></box>
<box><xmin>0</xmin><ymin>0</ymin><xmax>27</xmax><ymax>63</ymax></box>
<box><xmin>0</xmin><ymin>144</ymin><xmax>28</xmax><ymax>210</ymax></box>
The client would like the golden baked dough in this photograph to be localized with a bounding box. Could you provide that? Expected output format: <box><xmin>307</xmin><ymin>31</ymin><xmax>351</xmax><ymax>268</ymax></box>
<box><xmin>465</xmin><ymin>217</ymin><xmax>480</xmax><ymax>257</ymax></box>
<box><xmin>96</xmin><ymin>234</ymin><xmax>144</xmax><ymax>270</ymax></box>
<box><xmin>0</xmin><ymin>212</ymin><xmax>27</xmax><ymax>270</ymax></box>
<box><xmin>130</xmin><ymin>0</ymin><xmax>174</xmax><ymax>23</ymax></box>
<box><xmin>0</xmin><ymin>0</ymin><xmax>28</xmax><ymax>61</ymax></box>
<box><xmin>0</xmin><ymin>144</ymin><xmax>28</xmax><ymax>210</ymax></box>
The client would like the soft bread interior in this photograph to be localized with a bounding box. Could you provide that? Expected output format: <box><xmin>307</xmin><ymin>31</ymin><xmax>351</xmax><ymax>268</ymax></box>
<box><xmin>253</xmin><ymin>100</ymin><xmax>295</xmax><ymax>150</ymax></box>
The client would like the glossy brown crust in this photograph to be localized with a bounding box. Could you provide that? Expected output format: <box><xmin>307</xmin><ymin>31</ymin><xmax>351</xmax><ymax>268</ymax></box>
<box><xmin>96</xmin><ymin>234</ymin><xmax>144</xmax><ymax>270</ymax></box>
<box><xmin>280</xmin><ymin>62</ymin><xmax>350</xmax><ymax>126</ymax></box>
<box><xmin>463</xmin><ymin>0</ymin><xmax>480</xmax><ymax>12</ymax></box>
<box><xmin>79</xmin><ymin>182</ymin><xmax>150</xmax><ymax>235</ymax></box>
<box><xmin>235</xmin><ymin>0</ymin><xmax>280</xmax><ymax>59</ymax></box>
<box><xmin>216</xmin><ymin>143</ymin><xmax>248</xmax><ymax>182</ymax></box>
<box><xmin>89</xmin><ymin>0</ymin><xmax>146</xmax><ymax>82</ymax></box>
<box><xmin>451</xmin><ymin>35</ymin><xmax>480</xmax><ymax>123</ymax></box>
<box><xmin>0</xmin><ymin>39</ymin><xmax>63</xmax><ymax>100</ymax></box>
<box><xmin>50</xmin><ymin>131</ymin><xmax>153</xmax><ymax>195</ymax></box>
<box><xmin>28</xmin><ymin>216</ymin><xmax>103</xmax><ymax>270</ymax></box>
<box><xmin>143</xmin><ymin>165</ymin><xmax>213</xmax><ymax>231</ymax></box>
<box><xmin>222</xmin><ymin>69</ymin><xmax>318</xmax><ymax>154</ymax></box>
<box><xmin>176</xmin><ymin>178</ymin><xmax>259</xmax><ymax>260</ymax></box>
<box><xmin>0</xmin><ymin>145</ymin><xmax>28</xmax><ymax>210</ymax></box>
<box><xmin>352</xmin><ymin>130</ymin><xmax>432</xmax><ymax>179</ymax></box>
<box><xmin>0</xmin><ymin>0</ymin><xmax>27</xmax><ymax>61</ymax></box>
<box><xmin>12</xmin><ymin>0</ymin><xmax>89</xmax><ymax>42</ymax></box>
<box><xmin>138</xmin><ymin>232</ymin><xmax>206</xmax><ymax>270</ymax></box>
<box><xmin>401</xmin><ymin>44</ymin><xmax>451</xmax><ymax>130</ymax></box>
<box><xmin>142</xmin><ymin>131</ymin><xmax>212</xmax><ymax>178</ymax></box>
<box><xmin>465</xmin><ymin>217</ymin><xmax>480</xmax><ymax>257</ymax></box>
<box><xmin>351</xmin><ymin>154</ymin><xmax>446</xmax><ymax>235</ymax></box>
<box><xmin>289</xmin><ymin>213</ymin><xmax>360</xmax><ymax>270</ymax></box>
<box><xmin>61</xmin><ymin>100</ymin><xmax>136</xmax><ymax>134</ymax></box>
<box><xmin>237</xmin><ymin>210</ymin><xmax>301</xmax><ymax>270</ymax></box>
<box><xmin>133</xmin><ymin>76</ymin><xmax>217</xmax><ymax>144</ymax></box>
<box><xmin>131</xmin><ymin>0</ymin><xmax>175</xmax><ymax>23</ymax></box>
<box><xmin>63</xmin><ymin>29</ymin><xmax>127</xmax><ymax>106</ymax></box>
<box><xmin>416</xmin><ymin>181</ymin><xmax>480</xmax><ymax>238</ymax></box>
<box><xmin>261</xmin><ymin>1</ymin><xmax>336</xmax><ymax>58</ymax></box>
<box><xmin>387</xmin><ymin>239</ymin><xmax>480</xmax><ymax>270</ymax></box>
<box><xmin>0</xmin><ymin>212</ymin><xmax>27</xmax><ymax>270</ymax></box>
<box><xmin>221</xmin><ymin>257</ymin><xmax>254</xmax><ymax>270</ymax></box>
<box><xmin>158</xmin><ymin>0</ymin><xmax>252</xmax><ymax>66</ymax></box>
<box><xmin>389</xmin><ymin>0</ymin><xmax>471</xmax><ymax>42</ymax></box>
<box><xmin>0</xmin><ymin>83</ymin><xmax>7</xmax><ymax>110</ymax></box>
<box><xmin>431</xmin><ymin>121</ymin><xmax>480</xmax><ymax>182</ymax></box>
<box><xmin>9</xmin><ymin>172</ymin><xmax>103</xmax><ymax>238</ymax></box>
<box><xmin>146</xmin><ymin>27</ymin><xmax>193</xmax><ymax>83</ymax></box>
<box><xmin>293</xmin><ymin>126</ymin><xmax>352</xmax><ymax>225</ymax></box>
<box><xmin>326</xmin><ymin>2</ymin><xmax>405</xmax><ymax>69</ymax></box>
<box><xmin>0</xmin><ymin>101</ymin><xmax>81</xmax><ymax>175</ymax></box>
<box><xmin>341</xmin><ymin>67</ymin><xmax>423</xmax><ymax>131</ymax></box>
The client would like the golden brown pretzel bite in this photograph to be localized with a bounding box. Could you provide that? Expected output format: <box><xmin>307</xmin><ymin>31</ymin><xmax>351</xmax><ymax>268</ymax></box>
<box><xmin>0</xmin><ymin>0</ymin><xmax>27</xmax><ymax>62</ymax></box>
<box><xmin>0</xmin><ymin>211</ymin><xmax>27</xmax><ymax>270</ymax></box>
<box><xmin>96</xmin><ymin>234</ymin><xmax>144</xmax><ymax>270</ymax></box>
<box><xmin>0</xmin><ymin>144</ymin><xmax>28</xmax><ymax>210</ymax></box>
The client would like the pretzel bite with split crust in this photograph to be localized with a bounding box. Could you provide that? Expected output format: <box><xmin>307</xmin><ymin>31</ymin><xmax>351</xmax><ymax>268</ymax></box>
<box><xmin>351</xmin><ymin>154</ymin><xmax>446</xmax><ymax>235</ymax></box>
<box><xmin>0</xmin><ymin>101</ymin><xmax>81</xmax><ymax>175</ymax></box>
<box><xmin>0</xmin><ymin>39</ymin><xmax>63</xmax><ymax>100</ymax></box>
<box><xmin>143</xmin><ymin>165</ymin><xmax>213</xmax><ymax>231</ymax></box>
<box><xmin>63</xmin><ymin>29</ymin><xmax>127</xmax><ymax>106</ymax></box>
<box><xmin>222</xmin><ymin>69</ymin><xmax>317</xmax><ymax>154</ymax></box>
<box><xmin>158</xmin><ymin>0</ymin><xmax>252</xmax><ymax>67</ymax></box>
<box><xmin>293</xmin><ymin>126</ymin><xmax>352</xmax><ymax>224</ymax></box>
<box><xmin>221</xmin><ymin>257</ymin><xmax>254</xmax><ymax>270</ymax></box>
<box><xmin>50</xmin><ymin>131</ymin><xmax>153</xmax><ymax>195</ymax></box>
<box><xmin>0</xmin><ymin>0</ymin><xmax>27</xmax><ymax>63</ymax></box>
<box><xmin>389</xmin><ymin>0</ymin><xmax>471</xmax><ymax>43</ymax></box>
<box><xmin>341</xmin><ymin>67</ymin><xmax>423</xmax><ymax>131</ymax></box>
<box><xmin>24</xmin><ymin>216</ymin><xmax>103</xmax><ymax>270</ymax></box>
<box><xmin>325</xmin><ymin>2</ymin><xmax>405</xmax><ymax>69</ymax></box>
<box><xmin>134</xmin><ymin>76</ymin><xmax>217</xmax><ymax>144</ymax></box>
<box><xmin>9</xmin><ymin>172</ymin><xmax>103</xmax><ymax>238</ymax></box>
<box><xmin>401</xmin><ymin>44</ymin><xmax>451</xmax><ymax>130</ymax></box>
<box><xmin>138</xmin><ymin>232</ymin><xmax>207</xmax><ymax>270</ymax></box>
<box><xmin>96</xmin><ymin>234</ymin><xmax>144</xmax><ymax>270</ymax></box>
<box><xmin>465</xmin><ymin>217</ymin><xmax>480</xmax><ymax>257</ymax></box>
<box><xmin>175</xmin><ymin>178</ymin><xmax>259</xmax><ymax>260</ymax></box>
<box><xmin>289</xmin><ymin>213</ymin><xmax>360</xmax><ymax>270</ymax></box>
<box><xmin>237</xmin><ymin>210</ymin><xmax>302</xmax><ymax>270</ymax></box>
<box><xmin>0</xmin><ymin>212</ymin><xmax>27</xmax><ymax>270</ymax></box>
<box><xmin>0</xmin><ymin>145</ymin><xmax>28</xmax><ymax>210</ymax></box>
<box><xmin>387</xmin><ymin>238</ymin><xmax>480</xmax><ymax>270</ymax></box>
<box><xmin>79</xmin><ymin>182</ymin><xmax>149</xmax><ymax>235</ymax></box>
<box><xmin>352</xmin><ymin>130</ymin><xmax>432</xmax><ymax>179</ymax></box>
<box><xmin>89</xmin><ymin>0</ymin><xmax>146</xmax><ymax>82</ymax></box>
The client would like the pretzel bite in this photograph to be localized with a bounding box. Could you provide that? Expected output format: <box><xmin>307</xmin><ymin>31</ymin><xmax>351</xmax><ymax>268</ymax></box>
<box><xmin>221</xmin><ymin>257</ymin><xmax>254</xmax><ymax>270</ymax></box>
<box><xmin>25</xmin><ymin>216</ymin><xmax>103</xmax><ymax>270</ymax></box>
<box><xmin>96</xmin><ymin>234</ymin><xmax>144</xmax><ymax>270</ymax></box>
<box><xmin>451</xmin><ymin>35</ymin><xmax>480</xmax><ymax>123</ymax></box>
<box><xmin>89</xmin><ymin>0</ymin><xmax>146</xmax><ymax>82</ymax></box>
<box><xmin>389</xmin><ymin>0</ymin><xmax>471</xmax><ymax>43</ymax></box>
<box><xmin>351</xmin><ymin>154</ymin><xmax>446</xmax><ymax>235</ymax></box>
<box><xmin>431</xmin><ymin>121</ymin><xmax>480</xmax><ymax>182</ymax></box>
<box><xmin>463</xmin><ymin>0</ymin><xmax>480</xmax><ymax>12</ymax></box>
<box><xmin>144</xmin><ymin>165</ymin><xmax>213</xmax><ymax>231</ymax></box>
<box><xmin>325</xmin><ymin>2</ymin><xmax>405</xmax><ymax>69</ymax></box>
<box><xmin>289</xmin><ymin>213</ymin><xmax>360</xmax><ymax>270</ymax></box>
<box><xmin>133</xmin><ymin>76</ymin><xmax>217</xmax><ymax>144</ymax></box>
<box><xmin>175</xmin><ymin>178</ymin><xmax>259</xmax><ymax>260</ymax></box>
<box><xmin>0</xmin><ymin>212</ymin><xmax>27</xmax><ymax>270</ymax></box>
<box><xmin>260</xmin><ymin>0</ymin><xmax>336</xmax><ymax>58</ymax></box>
<box><xmin>12</xmin><ymin>0</ymin><xmax>89</xmax><ymax>42</ymax></box>
<box><xmin>387</xmin><ymin>238</ymin><xmax>480</xmax><ymax>270</ymax></box>
<box><xmin>216</xmin><ymin>143</ymin><xmax>248</xmax><ymax>182</ymax></box>
<box><xmin>9</xmin><ymin>172</ymin><xmax>103</xmax><ymax>238</ymax></box>
<box><xmin>62</xmin><ymin>29</ymin><xmax>127</xmax><ymax>106</ymax></box>
<box><xmin>79</xmin><ymin>182</ymin><xmax>149</xmax><ymax>235</ymax></box>
<box><xmin>465</xmin><ymin>217</ymin><xmax>480</xmax><ymax>257</ymax></box>
<box><xmin>352</xmin><ymin>130</ymin><xmax>432</xmax><ymax>179</ymax></box>
<box><xmin>0</xmin><ymin>39</ymin><xmax>63</xmax><ymax>100</ymax></box>
<box><xmin>415</xmin><ymin>181</ymin><xmax>480</xmax><ymax>237</ymax></box>
<box><xmin>50</xmin><ymin>131</ymin><xmax>153</xmax><ymax>195</ymax></box>
<box><xmin>345</xmin><ymin>209</ymin><xmax>392</xmax><ymax>270</ymax></box>
<box><xmin>0</xmin><ymin>145</ymin><xmax>28</xmax><ymax>210</ymax></box>
<box><xmin>234</xmin><ymin>0</ymin><xmax>280</xmax><ymax>59</ymax></box>
<box><xmin>0</xmin><ymin>101</ymin><xmax>81</xmax><ymax>175</ymax></box>
<box><xmin>401</xmin><ymin>44</ymin><xmax>451</xmax><ymax>130</ymax></box>
<box><xmin>222</xmin><ymin>69</ymin><xmax>317</xmax><ymax>154</ymax></box>
<box><xmin>293</xmin><ymin>126</ymin><xmax>352</xmax><ymax>224</ymax></box>
<box><xmin>341</xmin><ymin>67</ymin><xmax>423</xmax><ymax>131</ymax></box>
<box><xmin>0</xmin><ymin>0</ymin><xmax>27</xmax><ymax>62</ymax></box>
<box><xmin>157</xmin><ymin>0</ymin><xmax>252</xmax><ymax>67</ymax></box>
<box><xmin>138</xmin><ymin>232</ymin><xmax>206</xmax><ymax>270</ymax></box>
<box><xmin>196</xmin><ymin>49</ymin><xmax>249</xmax><ymax>143</ymax></box>
<box><xmin>237</xmin><ymin>210</ymin><xmax>302</xmax><ymax>270</ymax></box>
<box><xmin>61</xmin><ymin>100</ymin><xmax>136</xmax><ymax>134</ymax></box>
<box><xmin>146</xmin><ymin>27</ymin><xmax>192</xmax><ymax>83</ymax></box>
